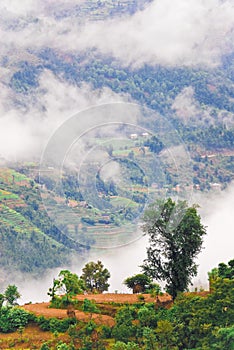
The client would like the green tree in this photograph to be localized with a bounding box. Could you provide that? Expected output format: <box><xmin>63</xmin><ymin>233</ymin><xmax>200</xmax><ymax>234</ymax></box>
<box><xmin>208</xmin><ymin>259</ymin><xmax>234</xmax><ymax>291</ymax></box>
<box><xmin>206</xmin><ymin>278</ymin><xmax>234</xmax><ymax>327</ymax></box>
<box><xmin>59</xmin><ymin>270</ymin><xmax>85</xmax><ymax>301</ymax></box>
<box><xmin>81</xmin><ymin>261</ymin><xmax>110</xmax><ymax>293</ymax></box>
<box><xmin>47</xmin><ymin>278</ymin><xmax>61</xmax><ymax>302</ymax></box>
<box><xmin>4</xmin><ymin>284</ymin><xmax>21</xmax><ymax>306</ymax></box>
<box><xmin>208</xmin><ymin>267</ymin><xmax>219</xmax><ymax>292</ymax></box>
<box><xmin>48</xmin><ymin>270</ymin><xmax>84</xmax><ymax>303</ymax></box>
<box><xmin>164</xmin><ymin>276</ymin><xmax>234</xmax><ymax>349</ymax></box>
<box><xmin>141</xmin><ymin>198</ymin><xmax>206</xmax><ymax>300</ymax></box>
<box><xmin>218</xmin><ymin>259</ymin><xmax>234</xmax><ymax>279</ymax></box>
<box><xmin>123</xmin><ymin>273</ymin><xmax>152</xmax><ymax>294</ymax></box>
<box><xmin>0</xmin><ymin>294</ymin><xmax>4</xmax><ymax>308</ymax></box>
<box><xmin>144</xmin><ymin>135</ymin><xmax>164</xmax><ymax>154</ymax></box>
<box><xmin>149</xmin><ymin>283</ymin><xmax>162</xmax><ymax>303</ymax></box>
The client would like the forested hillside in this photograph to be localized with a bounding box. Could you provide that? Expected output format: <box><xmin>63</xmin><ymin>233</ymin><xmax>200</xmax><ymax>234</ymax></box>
<box><xmin>7</xmin><ymin>46</ymin><xmax>234</xmax><ymax>191</ymax></box>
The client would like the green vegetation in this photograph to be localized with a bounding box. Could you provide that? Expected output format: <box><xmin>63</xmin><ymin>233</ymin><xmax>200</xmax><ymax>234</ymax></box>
<box><xmin>81</xmin><ymin>261</ymin><xmax>111</xmax><ymax>293</ymax></box>
<box><xmin>0</xmin><ymin>256</ymin><xmax>234</xmax><ymax>349</ymax></box>
<box><xmin>111</xmin><ymin>276</ymin><xmax>234</xmax><ymax>349</ymax></box>
<box><xmin>4</xmin><ymin>285</ymin><xmax>21</xmax><ymax>306</ymax></box>
<box><xmin>0</xmin><ymin>307</ymin><xmax>33</xmax><ymax>333</ymax></box>
<box><xmin>142</xmin><ymin>198</ymin><xmax>207</xmax><ymax>300</ymax></box>
<box><xmin>48</xmin><ymin>262</ymin><xmax>110</xmax><ymax>309</ymax></box>
<box><xmin>0</xmin><ymin>120</ymin><xmax>231</xmax><ymax>271</ymax></box>
<box><xmin>208</xmin><ymin>258</ymin><xmax>234</xmax><ymax>292</ymax></box>
<box><xmin>123</xmin><ymin>274</ymin><xmax>153</xmax><ymax>294</ymax></box>
<box><xmin>82</xmin><ymin>298</ymin><xmax>100</xmax><ymax>319</ymax></box>
<box><xmin>48</xmin><ymin>270</ymin><xmax>85</xmax><ymax>305</ymax></box>
<box><xmin>10</xmin><ymin>46</ymin><xmax>234</xmax><ymax>193</ymax></box>
<box><xmin>0</xmin><ymin>167</ymin><xmax>86</xmax><ymax>274</ymax></box>
<box><xmin>0</xmin><ymin>284</ymin><xmax>20</xmax><ymax>308</ymax></box>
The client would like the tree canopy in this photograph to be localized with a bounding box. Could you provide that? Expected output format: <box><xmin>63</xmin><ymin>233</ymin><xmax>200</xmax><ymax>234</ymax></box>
<box><xmin>218</xmin><ymin>259</ymin><xmax>234</xmax><ymax>279</ymax></box>
<box><xmin>141</xmin><ymin>198</ymin><xmax>206</xmax><ymax>300</ymax></box>
<box><xmin>123</xmin><ymin>274</ymin><xmax>152</xmax><ymax>294</ymax></box>
<box><xmin>208</xmin><ymin>258</ymin><xmax>234</xmax><ymax>291</ymax></box>
<box><xmin>0</xmin><ymin>284</ymin><xmax>21</xmax><ymax>308</ymax></box>
<box><xmin>81</xmin><ymin>260</ymin><xmax>110</xmax><ymax>293</ymax></box>
<box><xmin>4</xmin><ymin>285</ymin><xmax>21</xmax><ymax>306</ymax></box>
<box><xmin>48</xmin><ymin>270</ymin><xmax>85</xmax><ymax>302</ymax></box>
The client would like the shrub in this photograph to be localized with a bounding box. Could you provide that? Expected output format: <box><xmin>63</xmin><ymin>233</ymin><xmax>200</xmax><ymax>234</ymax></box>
<box><xmin>0</xmin><ymin>307</ymin><xmax>31</xmax><ymax>333</ymax></box>
<box><xmin>138</xmin><ymin>306</ymin><xmax>157</xmax><ymax>327</ymax></box>
<box><xmin>85</xmin><ymin>320</ymin><xmax>97</xmax><ymax>335</ymax></box>
<box><xmin>82</xmin><ymin>299</ymin><xmax>100</xmax><ymax>315</ymax></box>
<box><xmin>37</xmin><ymin>316</ymin><xmax>51</xmax><ymax>331</ymax></box>
<box><xmin>50</xmin><ymin>318</ymin><xmax>77</xmax><ymax>333</ymax></box>
<box><xmin>102</xmin><ymin>325</ymin><xmax>112</xmax><ymax>338</ymax></box>
<box><xmin>37</xmin><ymin>315</ymin><xmax>76</xmax><ymax>333</ymax></box>
<box><xmin>112</xmin><ymin>341</ymin><xmax>140</xmax><ymax>350</ymax></box>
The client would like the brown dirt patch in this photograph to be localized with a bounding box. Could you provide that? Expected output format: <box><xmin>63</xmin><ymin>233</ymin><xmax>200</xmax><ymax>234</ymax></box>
<box><xmin>23</xmin><ymin>302</ymin><xmax>115</xmax><ymax>327</ymax></box>
<box><xmin>74</xmin><ymin>292</ymin><xmax>171</xmax><ymax>304</ymax></box>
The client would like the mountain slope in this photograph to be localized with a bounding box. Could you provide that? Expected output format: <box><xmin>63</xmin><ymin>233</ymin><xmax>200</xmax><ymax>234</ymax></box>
<box><xmin>0</xmin><ymin>167</ymin><xmax>85</xmax><ymax>274</ymax></box>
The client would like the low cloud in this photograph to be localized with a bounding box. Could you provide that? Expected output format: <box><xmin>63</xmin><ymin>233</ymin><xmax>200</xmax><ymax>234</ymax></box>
<box><xmin>0</xmin><ymin>71</ymin><xmax>127</xmax><ymax>160</ymax></box>
<box><xmin>193</xmin><ymin>184</ymin><xmax>234</xmax><ymax>288</ymax></box>
<box><xmin>80</xmin><ymin>0</ymin><xmax>234</xmax><ymax>67</ymax></box>
<box><xmin>0</xmin><ymin>0</ymin><xmax>233</xmax><ymax>69</ymax></box>
<box><xmin>172</xmin><ymin>87</ymin><xmax>201</xmax><ymax>123</ymax></box>
<box><xmin>0</xmin><ymin>0</ymin><xmax>39</xmax><ymax>16</ymax></box>
<box><xmin>172</xmin><ymin>86</ymin><xmax>234</xmax><ymax>127</ymax></box>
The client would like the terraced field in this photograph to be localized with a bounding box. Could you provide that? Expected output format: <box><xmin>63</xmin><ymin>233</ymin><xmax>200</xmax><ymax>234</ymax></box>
<box><xmin>0</xmin><ymin>205</ymin><xmax>61</xmax><ymax>247</ymax></box>
<box><xmin>0</xmin><ymin>168</ymin><xmax>31</xmax><ymax>186</ymax></box>
<box><xmin>0</xmin><ymin>167</ymin><xmax>72</xmax><ymax>273</ymax></box>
